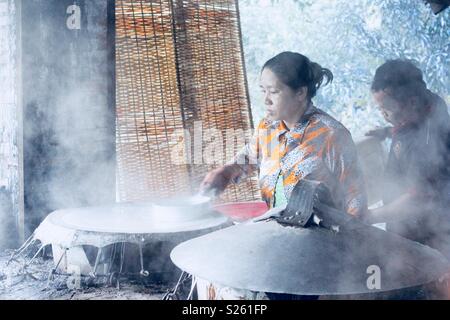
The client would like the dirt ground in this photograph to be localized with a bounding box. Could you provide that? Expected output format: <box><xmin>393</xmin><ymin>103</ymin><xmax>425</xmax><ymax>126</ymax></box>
<box><xmin>2</xmin><ymin>248</ymin><xmax>446</xmax><ymax>300</ymax></box>
<box><xmin>0</xmin><ymin>250</ymin><xmax>172</xmax><ymax>300</ymax></box>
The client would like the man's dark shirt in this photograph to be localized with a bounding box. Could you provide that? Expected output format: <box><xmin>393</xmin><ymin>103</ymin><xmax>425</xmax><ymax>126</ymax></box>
<box><xmin>382</xmin><ymin>93</ymin><xmax>450</xmax><ymax>243</ymax></box>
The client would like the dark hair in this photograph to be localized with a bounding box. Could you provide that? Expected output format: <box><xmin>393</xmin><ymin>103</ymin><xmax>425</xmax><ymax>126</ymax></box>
<box><xmin>371</xmin><ymin>59</ymin><xmax>432</xmax><ymax>109</ymax></box>
<box><xmin>262</xmin><ymin>51</ymin><xmax>333</xmax><ymax>100</ymax></box>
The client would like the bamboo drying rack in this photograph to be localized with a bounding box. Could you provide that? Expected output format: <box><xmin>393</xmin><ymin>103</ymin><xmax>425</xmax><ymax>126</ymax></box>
<box><xmin>116</xmin><ymin>0</ymin><xmax>260</xmax><ymax>203</ymax></box>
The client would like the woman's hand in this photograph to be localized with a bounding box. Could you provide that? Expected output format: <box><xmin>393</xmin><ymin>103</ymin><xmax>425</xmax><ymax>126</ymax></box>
<box><xmin>365</xmin><ymin>126</ymin><xmax>392</xmax><ymax>140</ymax></box>
<box><xmin>200</xmin><ymin>164</ymin><xmax>242</xmax><ymax>195</ymax></box>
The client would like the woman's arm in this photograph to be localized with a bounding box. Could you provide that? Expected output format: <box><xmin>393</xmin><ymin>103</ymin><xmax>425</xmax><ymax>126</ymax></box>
<box><xmin>324</xmin><ymin>129</ymin><xmax>369</xmax><ymax>218</ymax></box>
<box><xmin>200</xmin><ymin>164</ymin><xmax>246</xmax><ymax>194</ymax></box>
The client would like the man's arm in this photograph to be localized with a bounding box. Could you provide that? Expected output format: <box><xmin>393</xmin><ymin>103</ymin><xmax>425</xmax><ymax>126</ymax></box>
<box><xmin>367</xmin><ymin>193</ymin><xmax>433</xmax><ymax>224</ymax></box>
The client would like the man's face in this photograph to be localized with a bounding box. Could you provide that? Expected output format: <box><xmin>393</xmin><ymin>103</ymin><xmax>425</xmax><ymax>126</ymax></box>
<box><xmin>259</xmin><ymin>68</ymin><xmax>305</xmax><ymax>123</ymax></box>
<box><xmin>372</xmin><ymin>90</ymin><xmax>404</xmax><ymax>126</ymax></box>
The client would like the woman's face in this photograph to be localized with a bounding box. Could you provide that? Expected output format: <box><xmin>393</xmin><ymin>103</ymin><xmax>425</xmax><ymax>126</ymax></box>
<box><xmin>259</xmin><ymin>68</ymin><xmax>307</xmax><ymax>123</ymax></box>
<box><xmin>372</xmin><ymin>90</ymin><xmax>405</xmax><ymax>126</ymax></box>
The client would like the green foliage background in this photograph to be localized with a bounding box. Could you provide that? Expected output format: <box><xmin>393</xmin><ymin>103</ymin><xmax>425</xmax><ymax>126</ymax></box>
<box><xmin>240</xmin><ymin>0</ymin><xmax>450</xmax><ymax>138</ymax></box>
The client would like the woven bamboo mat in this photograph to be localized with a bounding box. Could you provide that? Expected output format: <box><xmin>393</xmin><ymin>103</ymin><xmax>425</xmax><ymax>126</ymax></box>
<box><xmin>116</xmin><ymin>0</ymin><xmax>260</xmax><ymax>203</ymax></box>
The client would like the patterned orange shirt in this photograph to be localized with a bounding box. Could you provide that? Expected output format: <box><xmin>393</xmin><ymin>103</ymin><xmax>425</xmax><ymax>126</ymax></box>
<box><xmin>233</xmin><ymin>105</ymin><xmax>368</xmax><ymax>217</ymax></box>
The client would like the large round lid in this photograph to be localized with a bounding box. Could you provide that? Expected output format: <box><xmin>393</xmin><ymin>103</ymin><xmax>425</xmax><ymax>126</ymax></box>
<box><xmin>171</xmin><ymin>219</ymin><xmax>450</xmax><ymax>295</ymax></box>
<box><xmin>46</xmin><ymin>202</ymin><xmax>228</xmax><ymax>234</ymax></box>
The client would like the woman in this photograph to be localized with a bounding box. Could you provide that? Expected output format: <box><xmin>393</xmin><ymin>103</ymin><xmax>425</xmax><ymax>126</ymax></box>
<box><xmin>197</xmin><ymin>52</ymin><xmax>368</xmax><ymax>300</ymax></box>
<box><xmin>201</xmin><ymin>51</ymin><xmax>367</xmax><ymax>217</ymax></box>
<box><xmin>366</xmin><ymin>59</ymin><xmax>450</xmax><ymax>254</ymax></box>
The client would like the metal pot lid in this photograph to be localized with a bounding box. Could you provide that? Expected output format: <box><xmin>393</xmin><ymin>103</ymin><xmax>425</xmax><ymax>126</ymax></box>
<box><xmin>45</xmin><ymin>202</ymin><xmax>228</xmax><ymax>234</ymax></box>
<box><xmin>170</xmin><ymin>219</ymin><xmax>450</xmax><ymax>295</ymax></box>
